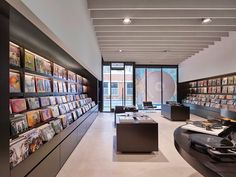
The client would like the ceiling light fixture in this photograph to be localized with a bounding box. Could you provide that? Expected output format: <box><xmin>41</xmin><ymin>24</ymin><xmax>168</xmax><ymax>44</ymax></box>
<box><xmin>119</xmin><ymin>49</ymin><xmax>123</xmax><ymax>52</ymax></box>
<box><xmin>202</xmin><ymin>18</ymin><xmax>212</xmax><ymax>24</ymax></box>
<box><xmin>123</xmin><ymin>17</ymin><xmax>131</xmax><ymax>25</ymax></box>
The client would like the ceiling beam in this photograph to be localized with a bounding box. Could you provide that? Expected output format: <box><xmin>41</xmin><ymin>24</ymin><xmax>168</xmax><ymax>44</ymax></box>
<box><xmin>97</xmin><ymin>36</ymin><xmax>221</xmax><ymax>41</ymax></box>
<box><xmin>101</xmin><ymin>48</ymin><xmax>202</xmax><ymax>52</ymax></box>
<box><xmin>100</xmin><ymin>44</ymin><xmax>208</xmax><ymax>48</ymax></box>
<box><xmin>93</xmin><ymin>19</ymin><xmax>236</xmax><ymax>26</ymax></box>
<box><xmin>99</xmin><ymin>40</ymin><xmax>214</xmax><ymax>45</ymax></box>
<box><xmin>96</xmin><ymin>32</ymin><xmax>229</xmax><ymax>37</ymax></box>
<box><xmin>94</xmin><ymin>26</ymin><xmax>236</xmax><ymax>32</ymax></box>
<box><xmin>88</xmin><ymin>0</ymin><xmax>236</xmax><ymax>10</ymax></box>
<box><xmin>91</xmin><ymin>10</ymin><xmax>236</xmax><ymax>19</ymax></box>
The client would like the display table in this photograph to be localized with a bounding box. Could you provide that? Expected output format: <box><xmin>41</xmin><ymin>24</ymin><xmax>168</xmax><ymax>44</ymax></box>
<box><xmin>114</xmin><ymin>106</ymin><xmax>138</xmax><ymax>125</ymax></box>
<box><xmin>116</xmin><ymin>114</ymin><xmax>158</xmax><ymax>153</ymax></box>
<box><xmin>174</xmin><ymin>127</ymin><xmax>236</xmax><ymax>177</ymax></box>
<box><xmin>161</xmin><ymin>104</ymin><xmax>190</xmax><ymax>121</ymax></box>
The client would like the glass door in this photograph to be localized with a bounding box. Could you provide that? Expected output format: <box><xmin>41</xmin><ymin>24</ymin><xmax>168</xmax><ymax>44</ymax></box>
<box><xmin>102</xmin><ymin>63</ymin><xmax>134</xmax><ymax>111</ymax></box>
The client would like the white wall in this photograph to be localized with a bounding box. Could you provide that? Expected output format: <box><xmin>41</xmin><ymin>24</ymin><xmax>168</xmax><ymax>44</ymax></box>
<box><xmin>179</xmin><ymin>32</ymin><xmax>236</xmax><ymax>83</ymax></box>
<box><xmin>7</xmin><ymin>0</ymin><xmax>101</xmax><ymax>80</ymax></box>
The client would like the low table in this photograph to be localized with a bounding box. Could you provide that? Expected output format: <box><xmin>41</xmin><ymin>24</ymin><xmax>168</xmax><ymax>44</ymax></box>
<box><xmin>161</xmin><ymin>104</ymin><xmax>190</xmax><ymax>121</ymax></box>
<box><xmin>116</xmin><ymin>114</ymin><xmax>158</xmax><ymax>153</ymax></box>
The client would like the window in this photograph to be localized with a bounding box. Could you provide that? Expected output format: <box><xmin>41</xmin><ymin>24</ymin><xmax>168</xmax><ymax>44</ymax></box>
<box><xmin>126</xmin><ymin>82</ymin><xmax>133</xmax><ymax>96</ymax></box>
<box><xmin>103</xmin><ymin>66</ymin><xmax>110</xmax><ymax>74</ymax></box>
<box><xmin>111</xmin><ymin>82</ymin><xmax>118</xmax><ymax>96</ymax></box>
<box><xmin>103</xmin><ymin>82</ymin><xmax>109</xmax><ymax>96</ymax></box>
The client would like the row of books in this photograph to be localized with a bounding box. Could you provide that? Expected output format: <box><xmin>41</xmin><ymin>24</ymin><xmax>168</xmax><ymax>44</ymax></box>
<box><xmin>10</xmin><ymin>42</ymin><xmax>88</xmax><ymax>84</ymax></box>
<box><xmin>183</xmin><ymin>94</ymin><xmax>236</xmax><ymax>111</ymax></box>
<box><xmin>190</xmin><ymin>85</ymin><xmax>236</xmax><ymax>94</ymax></box>
<box><xmin>10</xmin><ymin>71</ymin><xmax>87</xmax><ymax>93</ymax></box>
<box><xmin>10</xmin><ymin>95</ymin><xmax>96</xmax><ymax>168</ymax></box>
<box><xmin>189</xmin><ymin>75</ymin><xmax>236</xmax><ymax>88</ymax></box>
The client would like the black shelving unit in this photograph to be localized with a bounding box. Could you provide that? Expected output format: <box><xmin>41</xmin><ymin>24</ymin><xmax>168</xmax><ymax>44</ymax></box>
<box><xmin>0</xmin><ymin>2</ymin><xmax>100</xmax><ymax>177</ymax></box>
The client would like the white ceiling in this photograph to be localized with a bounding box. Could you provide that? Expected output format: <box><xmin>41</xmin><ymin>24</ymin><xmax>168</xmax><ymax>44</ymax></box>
<box><xmin>88</xmin><ymin>0</ymin><xmax>236</xmax><ymax>65</ymax></box>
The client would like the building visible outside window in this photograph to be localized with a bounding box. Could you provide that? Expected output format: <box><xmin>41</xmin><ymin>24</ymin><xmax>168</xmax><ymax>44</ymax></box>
<box><xmin>126</xmin><ymin>82</ymin><xmax>133</xmax><ymax>96</ymax></box>
<box><xmin>111</xmin><ymin>82</ymin><xmax>118</xmax><ymax>96</ymax></box>
<box><xmin>103</xmin><ymin>82</ymin><xmax>109</xmax><ymax>96</ymax></box>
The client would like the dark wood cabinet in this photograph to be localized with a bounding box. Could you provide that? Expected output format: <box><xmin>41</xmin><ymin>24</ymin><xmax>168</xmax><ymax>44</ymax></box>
<box><xmin>161</xmin><ymin>104</ymin><xmax>190</xmax><ymax>121</ymax></box>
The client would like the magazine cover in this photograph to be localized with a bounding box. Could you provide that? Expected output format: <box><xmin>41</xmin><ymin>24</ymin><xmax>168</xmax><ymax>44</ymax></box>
<box><xmin>228</xmin><ymin>86</ymin><xmax>234</xmax><ymax>94</ymax></box>
<box><xmin>35</xmin><ymin>77</ymin><xmax>45</xmax><ymax>92</ymax></box>
<box><xmin>71</xmin><ymin>84</ymin><xmax>76</xmax><ymax>93</ymax></box>
<box><xmin>71</xmin><ymin>111</ymin><xmax>77</xmax><ymax>121</ymax></box>
<box><xmin>66</xmin><ymin>113</ymin><xmax>73</xmax><ymax>125</ymax></box>
<box><xmin>27</xmin><ymin>97</ymin><xmax>40</xmax><ymax>110</ymax></box>
<box><xmin>64</xmin><ymin>104</ymin><xmax>70</xmax><ymax>112</ymax></box>
<box><xmin>35</xmin><ymin>56</ymin><xmax>52</xmax><ymax>75</ymax></box>
<box><xmin>216</xmin><ymin>86</ymin><xmax>221</xmax><ymax>93</ymax></box>
<box><xmin>38</xmin><ymin>124</ymin><xmax>55</xmax><ymax>142</ymax></box>
<box><xmin>49</xmin><ymin>106</ymin><xmax>60</xmax><ymax>117</ymax></box>
<box><xmin>76</xmin><ymin>108</ymin><xmax>83</xmax><ymax>117</ymax></box>
<box><xmin>228</xmin><ymin>76</ymin><xmax>234</xmax><ymax>85</ymax></box>
<box><xmin>40</xmin><ymin>97</ymin><xmax>50</xmax><ymax>107</ymax></box>
<box><xmin>67</xmin><ymin>83</ymin><xmax>71</xmax><ymax>93</ymax></box>
<box><xmin>9</xmin><ymin>43</ymin><xmax>21</xmax><ymax>67</ymax></box>
<box><xmin>53</xmin><ymin>64</ymin><xmax>60</xmax><ymax>78</ymax></box>
<box><xmin>43</xmin><ymin>79</ymin><xmax>51</xmax><ymax>92</ymax></box>
<box><xmin>56</xmin><ymin>96</ymin><xmax>63</xmax><ymax>104</ymax></box>
<box><xmin>58</xmin><ymin>104</ymin><xmax>67</xmax><ymax>115</ymax></box>
<box><xmin>62</xmin><ymin>82</ymin><xmax>67</xmax><ymax>92</ymax></box>
<box><xmin>58</xmin><ymin>115</ymin><xmax>68</xmax><ymax>129</ymax></box>
<box><xmin>39</xmin><ymin>108</ymin><xmax>52</xmax><ymax>121</ymax></box>
<box><xmin>49</xmin><ymin>96</ymin><xmax>56</xmax><ymax>105</ymax></box>
<box><xmin>25</xmin><ymin>74</ymin><xmax>36</xmax><ymax>93</ymax></box>
<box><xmin>72</xmin><ymin>102</ymin><xmax>77</xmax><ymax>109</ymax></box>
<box><xmin>53</xmin><ymin>80</ymin><xmax>59</xmax><ymax>92</ymax></box>
<box><xmin>50</xmin><ymin>119</ymin><xmax>63</xmax><ymax>134</ymax></box>
<box><xmin>68</xmin><ymin>71</ymin><xmax>76</xmax><ymax>82</ymax></box>
<box><xmin>234</xmin><ymin>76</ymin><xmax>236</xmax><ymax>85</ymax></box>
<box><xmin>58</xmin><ymin>81</ymin><xmax>63</xmax><ymax>92</ymax></box>
<box><xmin>77</xmin><ymin>75</ymin><xmax>82</xmax><ymax>84</ymax></box>
<box><xmin>26</xmin><ymin>110</ymin><xmax>41</xmax><ymax>127</ymax></box>
<box><xmin>66</xmin><ymin>95</ymin><xmax>71</xmax><ymax>102</ymax></box>
<box><xmin>222</xmin><ymin>86</ymin><xmax>228</xmax><ymax>93</ymax></box>
<box><xmin>10</xmin><ymin>72</ymin><xmax>21</xmax><ymax>93</ymax></box>
<box><xmin>68</xmin><ymin>103</ymin><xmax>74</xmax><ymax>111</ymax></box>
<box><xmin>25</xmin><ymin>51</ymin><xmax>35</xmax><ymax>71</ymax></box>
<box><xmin>10</xmin><ymin>114</ymin><xmax>28</xmax><ymax>136</ymax></box>
<box><xmin>222</xmin><ymin>77</ymin><xmax>228</xmax><ymax>85</ymax></box>
<box><xmin>62</xmin><ymin>96</ymin><xmax>67</xmax><ymax>103</ymax></box>
<box><xmin>21</xmin><ymin>128</ymin><xmax>43</xmax><ymax>154</ymax></box>
<box><xmin>10</xmin><ymin>99</ymin><xmax>27</xmax><ymax>113</ymax></box>
<box><xmin>216</xmin><ymin>78</ymin><xmax>221</xmax><ymax>85</ymax></box>
<box><xmin>10</xmin><ymin>136</ymin><xmax>29</xmax><ymax>168</ymax></box>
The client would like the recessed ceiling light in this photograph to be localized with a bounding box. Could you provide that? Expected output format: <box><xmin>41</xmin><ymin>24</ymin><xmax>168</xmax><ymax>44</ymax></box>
<box><xmin>119</xmin><ymin>49</ymin><xmax>123</xmax><ymax>52</ymax></box>
<box><xmin>123</xmin><ymin>17</ymin><xmax>131</xmax><ymax>25</ymax></box>
<box><xmin>202</xmin><ymin>18</ymin><xmax>212</xmax><ymax>24</ymax></box>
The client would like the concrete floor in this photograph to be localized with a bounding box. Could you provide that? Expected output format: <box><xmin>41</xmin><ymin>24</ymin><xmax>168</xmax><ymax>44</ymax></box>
<box><xmin>57</xmin><ymin>111</ymin><xmax>204</xmax><ymax>177</ymax></box>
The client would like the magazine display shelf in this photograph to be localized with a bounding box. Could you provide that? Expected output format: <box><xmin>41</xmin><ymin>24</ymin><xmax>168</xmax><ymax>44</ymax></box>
<box><xmin>0</xmin><ymin>2</ymin><xmax>99</xmax><ymax>177</ymax></box>
<box><xmin>11</xmin><ymin>105</ymin><xmax>98</xmax><ymax>177</ymax></box>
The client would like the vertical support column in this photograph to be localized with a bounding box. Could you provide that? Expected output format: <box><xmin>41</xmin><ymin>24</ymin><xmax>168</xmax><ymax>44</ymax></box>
<box><xmin>0</xmin><ymin>1</ymin><xmax>10</xmax><ymax>177</ymax></box>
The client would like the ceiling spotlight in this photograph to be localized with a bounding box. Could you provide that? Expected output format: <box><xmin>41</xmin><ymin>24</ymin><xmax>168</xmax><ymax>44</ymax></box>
<box><xmin>202</xmin><ymin>18</ymin><xmax>212</xmax><ymax>24</ymax></box>
<box><xmin>123</xmin><ymin>17</ymin><xmax>131</xmax><ymax>25</ymax></box>
<box><xmin>119</xmin><ymin>49</ymin><xmax>123</xmax><ymax>52</ymax></box>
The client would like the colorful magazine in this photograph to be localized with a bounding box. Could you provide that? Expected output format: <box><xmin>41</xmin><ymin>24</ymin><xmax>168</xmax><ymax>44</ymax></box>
<box><xmin>53</xmin><ymin>80</ymin><xmax>59</xmax><ymax>92</ymax></box>
<box><xmin>50</xmin><ymin>119</ymin><xmax>63</xmax><ymax>134</ymax></box>
<box><xmin>35</xmin><ymin>56</ymin><xmax>51</xmax><ymax>75</ymax></box>
<box><xmin>25</xmin><ymin>74</ymin><xmax>36</xmax><ymax>93</ymax></box>
<box><xmin>49</xmin><ymin>106</ymin><xmax>60</xmax><ymax>118</ymax></box>
<box><xmin>10</xmin><ymin>72</ymin><xmax>21</xmax><ymax>93</ymax></box>
<box><xmin>27</xmin><ymin>97</ymin><xmax>40</xmax><ymax>110</ymax></box>
<box><xmin>10</xmin><ymin>114</ymin><xmax>28</xmax><ymax>136</ymax></box>
<box><xmin>39</xmin><ymin>108</ymin><xmax>52</xmax><ymax>121</ymax></box>
<box><xmin>49</xmin><ymin>96</ymin><xmax>56</xmax><ymax>105</ymax></box>
<box><xmin>10</xmin><ymin>136</ymin><xmax>29</xmax><ymax>168</ymax></box>
<box><xmin>25</xmin><ymin>51</ymin><xmax>35</xmax><ymax>71</ymax></box>
<box><xmin>35</xmin><ymin>77</ymin><xmax>45</xmax><ymax>92</ymax></box>
<box><xmin>9</xmin><ymin>43</ymin><xmax>21</xmax><ymax>67</ymax></box>
<box><xmin>26</xmin><ymin>110</ymin><xmax>41</xmax><ymax>127</ymax></box>
<box><xmin>38</xmin><ymin>124</ymin><xmax>55</xmax><ymax>142</ymax></box>
<box><xmin>39</xmin><ymin>97</ymin><xmax>50</xmax><ymax>107</ymax></box>
<box><xmin>10</xmin><ymin>99</ymin><xmax>27</xmax><ymax>113</ymax></box>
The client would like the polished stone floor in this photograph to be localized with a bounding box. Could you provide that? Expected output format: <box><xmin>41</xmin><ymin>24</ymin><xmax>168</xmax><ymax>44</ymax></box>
<box><xmin>57</xmin><ymin>111</ymin><xmax>204</xmax><ymax>177</ymax></box>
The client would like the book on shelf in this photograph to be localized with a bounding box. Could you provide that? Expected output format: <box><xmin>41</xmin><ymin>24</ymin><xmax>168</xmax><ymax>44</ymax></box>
<box><xmin>35</xmin><ymin>77</ymin><xmax>51</xmax><ymax>93</ymax></box>
<box><xmin>56</xmin><ymin>96</ymin><xmax>63</xmax><ymax>104</ymax></box>
<box><xmin>38</xmin><ymin>124</ymin><xmax>55</xmax><ymax>142</ymax></box>
<box><xmin>228</xmin><ymin>86</ymin><xmax>234</xmax><ymax>94</ymax></box>
<box><xmin>9</xmin><ymin>43</ymin><xmax>21</xmax><ymax>67</ymax></box>
<box><xmin>53</xmin><ymin>80</ymin><xmax>59</xmax><ymax>92</ymax></box>
<box><xmin>61</xmin><ymin>96</ymin><xmax>67</xmax><ymax>103</ymax></box>
<box><xmin>10</xmin><ymin>99</ymin><xmax>27</xmax><ymax>113</ymax></box>
<box><xmin>10</xmin><ymin>114</ymin><xmax>28</xmax><ymax>136</ymax></box>
<box><xmin>71</xmin><ymin>111</ymin><xmax>78</xmax><ymax>121</ymax></box>
<box><xmin>25</xmin><ymin>74</ymin><xmax>36</xmax><ymax>93</ymax></box>
<box><xmin>58</xmin><ymin>115</ymin><xmax>68</xmax><ymax>129</ymax></box>
<box><xmin>25</xmin><ymin>51</ymin><xmax>35</xmax><ymax>71</ymax></box>
<box><xmin>49</xmin><ymin>96</ymin><xmax>56</xmax><ymax>105</ymax></box>
<box><xmin>10</xmin><ymin>71</ymin><xmax>21</xmax><ymax>93</ymax></box>
<box><xmin>58</xmin><ymin>104</ymin><xmax>67</xmax><ymax>115</ymax></box>
<box><xmin>58</xmin><ymin>81</ymin><xmax>63</xmax><ymax>93</ymax></box>
<box><xmin>222</xmin><ymin>86</ymin><xmax>228</xmax><ymax>93</ymax></box>
<box><xmin>26</xmin><ymin>110</ymin><xmax>41</xmax><ymax>128</ymax></box>
<box><xmin>66</xmin><ymin>113</ymin><xmax>74</xmax><ymax>125</ymax></box>
<box><xmin>64</xmin><ymin>103</ymin><xmax>70</xmax><ymax>112</ymax></box>
<box><xmin>10</xmin><ymin>136</ymin><xmax>29</xmax><ymax>168</ymax></box>
<box><xmin>26</xmin><ymin>97</ymin><xmax>40</xmax><ymax>110</ymax></box>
